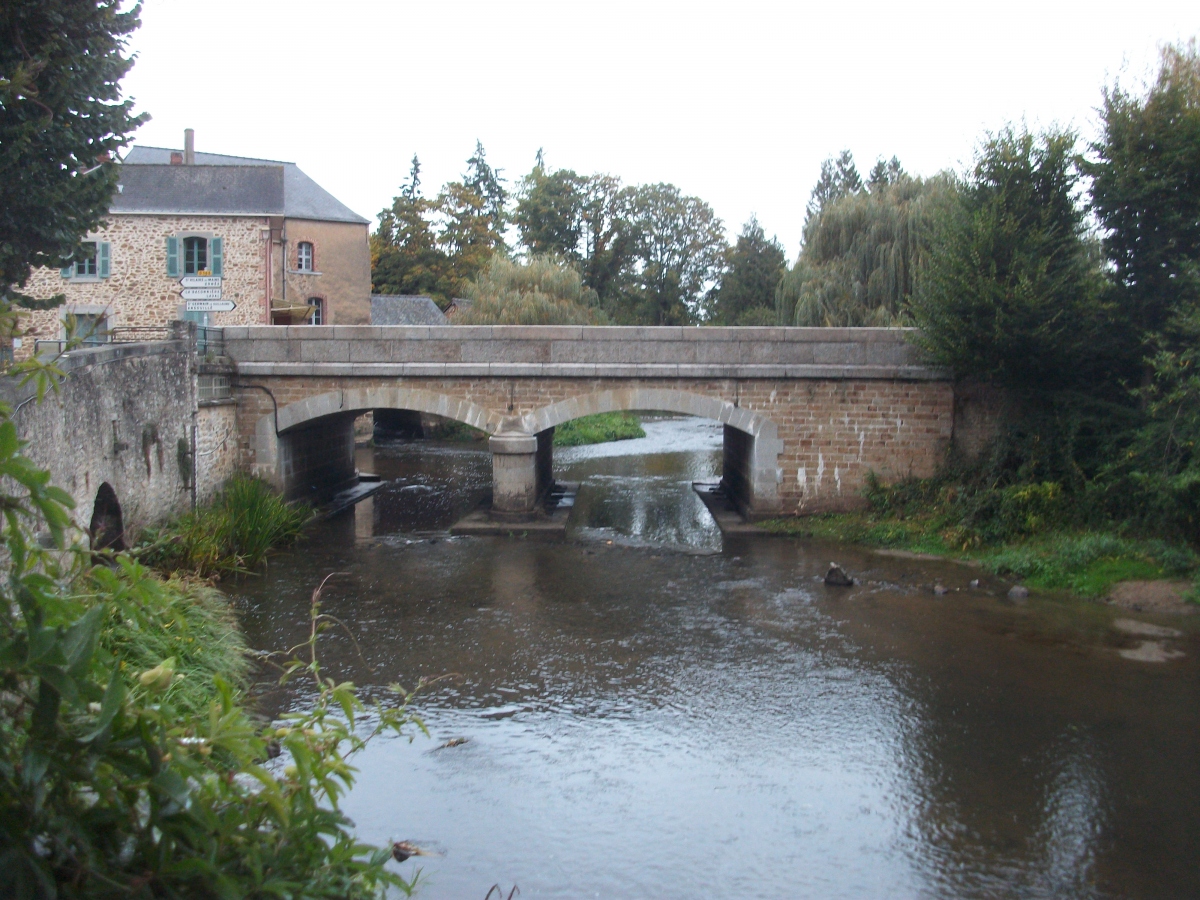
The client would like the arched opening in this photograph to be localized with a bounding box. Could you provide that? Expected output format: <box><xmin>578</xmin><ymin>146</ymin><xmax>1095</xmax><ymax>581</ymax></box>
<box><xmin>249</xmin><ymin>387</ymin><xmax>780</xmax><ymax>523</ymax></box>
<box><xmin>256</xmin><ymin>388</ymin><xmax>497</xmax><ymax>502</ymax></box>
<box><xmin>89</xmin><ymin>482</ymin><xmax>126</xmax><ymax>552</ymax></box>
<box><xmin>521</xmin><ymin>389</ymin><xmax>782</xmax><ymax>519</ymax></box>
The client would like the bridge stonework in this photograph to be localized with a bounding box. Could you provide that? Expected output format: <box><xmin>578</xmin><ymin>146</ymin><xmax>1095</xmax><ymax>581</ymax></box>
<box><xmin>223</xmin><ymin>326</ymin><xmax>958</xmax><ymax>518</ymax></box>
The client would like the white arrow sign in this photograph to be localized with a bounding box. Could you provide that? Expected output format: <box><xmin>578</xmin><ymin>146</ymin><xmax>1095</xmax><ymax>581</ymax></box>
<box><xmin>185</xmin><ymin>299</ymin><xmax>236</xmax><ymax>312</ymax></box>
<box><xmin>181</xmin><ymin>287</ymin><xmax>222</xmax><ymax>300</ymax></box>
<box><xmin>180</xmin><ymin>275</ymin><xmax>222</xmax><ymax>288</ymax></box>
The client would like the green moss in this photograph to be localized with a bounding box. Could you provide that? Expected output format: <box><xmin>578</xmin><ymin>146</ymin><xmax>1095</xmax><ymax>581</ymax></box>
<box><xmin>554</xmin><ymin>412</ymin><xmax>646</xmax><ymax>447</ymax></box>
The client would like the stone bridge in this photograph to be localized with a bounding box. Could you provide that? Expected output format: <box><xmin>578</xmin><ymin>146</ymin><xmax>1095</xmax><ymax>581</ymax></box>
<box><xmin>224</xmin><ymin>325</ymin><xmax>960</xmax><ymax>519</ymax></box>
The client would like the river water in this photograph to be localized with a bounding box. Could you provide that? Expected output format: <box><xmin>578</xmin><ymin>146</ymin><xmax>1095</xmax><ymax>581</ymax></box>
<box><xmin>232</xmin><ymin>417</ymin><xmax>1200</xmax><ymax>899</ymax></box>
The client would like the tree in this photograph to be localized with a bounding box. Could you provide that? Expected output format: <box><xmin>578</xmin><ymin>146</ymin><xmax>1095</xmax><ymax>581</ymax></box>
<box><xmin>515</xmin><ymin>162</ymin><xmax>639</xmax><ymax>305</ymax></box>
<box><xmin>0</xmin><ymin>0</ymin><xmax>147</xmax><ymax>297</ymax></box>
<box><xmin>1086</xmin><ymin>40</ymin><xmax>1200</xmax><ymax>345</ymax></box>
<box><xmin>909</xmin><ymin>127</ymin><xmax>1110</xmax><ymax>393</ymax></box>
<box><xmin>514</xmin><ymin>160</ymin><xmax>586</xmax><ymax>261</ymax></box>
<box><xmin>455</xmin><ymin>255</ymin><xmax>607</xmax><ymax>325</ymax></box>
<box><xmin>705</xmin><ymin>216</ymin><xmax>786</xmax><ymax>324</ymax></box>
<box><xmin>805</xmin><ymin>150</ymin><xmax>863</xmax><ymax>225</ymax></box>
<box><xmin>778</xmin><ymin>168</ymin><xmax>954</xmax><ymax>326</ymax></box>
<box><xmin>622</xmin><ymin>184</ymin><xmax>727</xmax><ymax>325</ymax></box>
<box><xmin>371</xmin><ymin>143</ymin><xmax>509</xmax><ymax>302</ymax></box>
<box><xmin>371</xmin><ymin>155</ymin><xmax>451</xmax><ymax>298</ymax></box>
<box><xmin>463</xmin><ymin>139</ymin><xmax>507</xmax><ymax>244</ymax></box>
<box><xmin>868</xmin><ymin>156</ymin><xmax>905</xmax><ymax>191</ymax></box>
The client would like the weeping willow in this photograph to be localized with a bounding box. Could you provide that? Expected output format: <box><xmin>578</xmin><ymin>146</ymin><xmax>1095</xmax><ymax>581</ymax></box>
<box><xmin>777</xmin><ymin>175</ymin><xmax>957</xmax><ymax>326</ymax></box>
<box><xmin>455</xmin><ymin>255</ymin><xmax>609</xmax><ymax>325</ymax></box>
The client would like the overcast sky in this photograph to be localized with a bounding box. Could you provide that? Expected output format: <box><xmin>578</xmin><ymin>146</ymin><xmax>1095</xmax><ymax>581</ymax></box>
<box><xmin>121</xmin><ymin>1</ymin><xmax>1196</xmax><ymax>258</ymax></box>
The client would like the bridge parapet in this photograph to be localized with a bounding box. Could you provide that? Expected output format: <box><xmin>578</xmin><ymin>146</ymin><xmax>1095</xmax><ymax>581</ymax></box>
<box><xmin>222</xmin><ymin>325</ymin><xmax>945</xmax><ymax>380</ymax></box>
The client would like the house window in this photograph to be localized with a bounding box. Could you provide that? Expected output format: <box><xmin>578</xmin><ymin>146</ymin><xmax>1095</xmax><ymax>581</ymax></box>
<box><xmin>77</xmin><ymin>243</ymin><xmax>98</xmax><ymax>277</ymax></box>
<box><xmin>297</xmin><ymin>242</ymin><xmax>314</xmax><ymax>271</ymax></box>
<box><xmin>68</xmin><ymin>313</ymin><xmax>110</xmax><ymax>345</ymax></box>
<box><xmin>308</xmin><ymin>298</ymin><xmax>324</xmax><ymax>325</ymax></box>
<box><xmin>183</xmin><ymin>236</ymin><xmax>208</xmax><ymax>275</ymax></box>
<box><xmin>166</xmin><ymin>235</ymin><xmax>222</xmax><ymax>277</ymax></box>
<box><xmin>60</xmin><ymin>241</ymin><xmax>111</xmax><ymax>279</ymax></box>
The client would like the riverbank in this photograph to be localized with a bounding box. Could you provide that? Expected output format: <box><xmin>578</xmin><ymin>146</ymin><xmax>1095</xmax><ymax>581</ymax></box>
<box><xmin>762</xmin><ymin>511</ymin><xmax>1199</xmax><ymax>604</ymax></box>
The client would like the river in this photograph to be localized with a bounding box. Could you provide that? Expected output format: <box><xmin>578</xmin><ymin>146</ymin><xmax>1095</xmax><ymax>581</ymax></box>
<box><xmin>232</xmin><ymin>416</ymin><xmax>1199</xmax><ymax>899</ymax></box>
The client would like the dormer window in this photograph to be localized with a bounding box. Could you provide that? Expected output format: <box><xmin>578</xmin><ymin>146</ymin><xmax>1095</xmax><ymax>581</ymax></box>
<box><xmin>297</xmin><ymin>242</ymin><xmax>314</xmax><ymax>272</ymax></box>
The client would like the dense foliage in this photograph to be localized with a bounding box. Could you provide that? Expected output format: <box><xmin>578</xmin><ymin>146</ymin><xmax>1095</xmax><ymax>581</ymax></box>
<box><xmin>777</xmin><ymin>155</ymin><xmax>954</xmax><ymax>326</ymax></box>
<box><xmin>0</xmin><ymin>0</ymin><xmax>147</xmax><ymax>299</ymax></box>
<box><xmin>371</xmin><ymin>143</ymin><xmax>508</xmax><ymax>302</ymax></box>
<box><xmin>909</xmin><ymin>128</ymin><xmax>1111</xmax><ymax>393</ymax></box>
<box><xmin>773</xmin><ymin>43</ymin><xmax>1200</xmax><ymax>558</ymax></box>
<box><xmin>454</xmin><ymin>255</ymin><xmax>608</xmax><ymax>325</ymax></box>
<box><xmin>375</xmin><ymin>150</ymin><xmax>738</xmax><ymax>324</ymax></box>
<box><xmin>703</xmin><ymin>217</ymin><xmax>786</xmax><ymax>325</ymax></box>
<box><xmin>0</xmin><ymin>366</ymin><xmax>420</xmax><ymax>897</ymax></box>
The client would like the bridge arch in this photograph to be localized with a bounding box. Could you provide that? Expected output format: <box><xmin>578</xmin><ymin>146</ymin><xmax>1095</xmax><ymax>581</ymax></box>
<box><xmin>250</xmin><ymin>387</ymin><xmax>501</xmax><ymax>499</ymax></box>
<box><xmin>518</xmin><ymin>388</ymin><xmax>784</xmax><ymax>518</ymax></box>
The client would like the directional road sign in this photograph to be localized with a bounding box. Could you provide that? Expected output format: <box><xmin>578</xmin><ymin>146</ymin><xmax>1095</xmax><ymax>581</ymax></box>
<box><xmin>181</xmin><ymin>287</ymin><xmax>222</xmax><ymax>300</ymax></box>
<box><xmin>180</xmin><ymin>276</ymin><xmax>222</xmax><ymax>288</ymax></box>
<box><xmin>185</xmin><ymin>299</ymin><xmax>236</xmax><ymax>312</ymax></box>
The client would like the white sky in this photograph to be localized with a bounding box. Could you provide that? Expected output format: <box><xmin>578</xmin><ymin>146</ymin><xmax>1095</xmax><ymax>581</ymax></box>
<box><xmin>121</xmin><ymin>1</ymin><xmax>1196</xmax><ymax>259</ymax></box>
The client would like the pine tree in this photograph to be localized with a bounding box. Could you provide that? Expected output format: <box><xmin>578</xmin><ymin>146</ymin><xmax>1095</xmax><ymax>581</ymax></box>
<box><xmin>0</xmin><ymin>0</ymin><xmax>147</xmax><ymax>296</ymax></box>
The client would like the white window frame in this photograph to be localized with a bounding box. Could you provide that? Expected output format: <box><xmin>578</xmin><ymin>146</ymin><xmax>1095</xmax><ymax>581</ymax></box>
<box><xmin>297</xmin><ymin>241</ymin><xmax>314</xmax><ymax>272</ymax></box>
<box><xmin>307</xmin><ymin>297</ymin><xmax>324</xmax><ymax>326</ymax></box>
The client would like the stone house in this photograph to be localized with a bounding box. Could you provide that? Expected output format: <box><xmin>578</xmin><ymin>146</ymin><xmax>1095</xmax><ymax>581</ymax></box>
<box><xmin>20</xmin><ymin>130</ymin><xmax>371</xmax><ymax>350</ymax></box>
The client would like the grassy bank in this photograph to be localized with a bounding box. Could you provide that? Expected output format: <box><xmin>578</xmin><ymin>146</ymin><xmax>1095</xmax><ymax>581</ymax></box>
<box><xmin>763</xmin><ymin>511</ymin><xmax>1198</xmax><ymax>599</ymax></box>
<box><xmin>554</xmin><ymin>412</ymin><xmax>646</xmax><ymax>447</ymax></box>
<box><xmin>136</xmin><ymin>475</ymin><xmax>312</xmax><ymax>578</ymax></box>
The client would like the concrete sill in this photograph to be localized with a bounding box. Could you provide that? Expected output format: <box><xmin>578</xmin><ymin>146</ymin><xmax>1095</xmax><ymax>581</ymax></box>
<box><xmin>198</xmin><ymin>398</ymin><xmax>237</xmax><ymax>408</ymax></box>
<box><xmin>287</xmin><ymin>269</ymin><xmax>322</xmax><ymax>276</ymax></box>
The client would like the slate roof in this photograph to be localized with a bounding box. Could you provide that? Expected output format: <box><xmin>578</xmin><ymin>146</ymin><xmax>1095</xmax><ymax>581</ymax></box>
<box><xmin>370</xmin><ymin>295</ymin><xmax>448</xmax><ymax>326</ymax></box>
<box><xmin>119</xmin><ymin>146</ymin><xmax>369</xmax><ymax>224</ymax></box>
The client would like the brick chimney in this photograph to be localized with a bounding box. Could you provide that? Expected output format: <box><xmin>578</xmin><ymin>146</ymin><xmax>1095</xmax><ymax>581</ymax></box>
<box><xmin>184</xmin><ymin>128</ymin><xmax>195</xmax><ymax>165</ymax></box>
<box><xmin>170</xmin><ymin>152</ymin><xmax>183</xmax><ymax>165</ymax></box>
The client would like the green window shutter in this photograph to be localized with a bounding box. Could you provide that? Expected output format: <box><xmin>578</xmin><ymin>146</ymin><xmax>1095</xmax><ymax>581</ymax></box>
<box><xmin>60</xmin><ymin>261</ymin><xmax>74</xmax><ymax>278</ymax></box>
<box><xmin>98</xmin><ymin>242</ymin><xmax>111</xmax><ymax>277</ymax></box>
<box><xmin>210</xmin><ymin>237</ymin><xmax>223</xmax><ymax>276</ymax></box>
<box><xmin>166</xmin><ymin>236</ymin><xmax>179</xmax><ymax>276</ymax></box>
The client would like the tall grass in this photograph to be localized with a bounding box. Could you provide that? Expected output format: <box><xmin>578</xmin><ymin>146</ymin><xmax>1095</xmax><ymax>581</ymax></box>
<box><xmin>88</xmin><ymin>561</ymin><xmax>249</xmax><ymax>717</ymax></box>
<box><xmin>138</xmin><ymin>475</ymin><xmax>311</xmax><ymax>577</ymax></box>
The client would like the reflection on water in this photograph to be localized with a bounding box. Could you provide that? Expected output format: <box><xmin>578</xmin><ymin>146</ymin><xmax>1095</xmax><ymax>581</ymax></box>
<box><xmin>232</xmin><ymin>416</ymin><xmax>1200</xmax><ymax>899</ymax></box>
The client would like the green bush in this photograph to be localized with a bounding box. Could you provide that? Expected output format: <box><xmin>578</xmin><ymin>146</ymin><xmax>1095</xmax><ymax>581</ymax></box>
<box><xmin>0</xmin><ymin>406</ymin><xmax>419</xmax><ymax>898</ymax></box>
<box><xmin>553</xmin><ymin>412</ymin><xmax>646</xmax><ymax>446</ymax></box>
<box><xmin>138</xmin><ymin>475</ymin><xmax>311</xmax><ymax>577</ymax></box>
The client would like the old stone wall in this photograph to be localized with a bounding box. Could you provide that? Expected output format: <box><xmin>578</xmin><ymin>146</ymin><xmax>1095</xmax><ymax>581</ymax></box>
<box><xmin>21</xmin><ymin>214</ymin><xmax>269</xmax><ymax>355</ymax></box>
<box><xmin>0</xmin><ymin>343</ymin><xmax>197</xmax><ymax>543</ymax></box>
<box><xmin>195</xmin><ymin>400</ymin><xmax>240</xmax><ymax>504</ymax></box>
